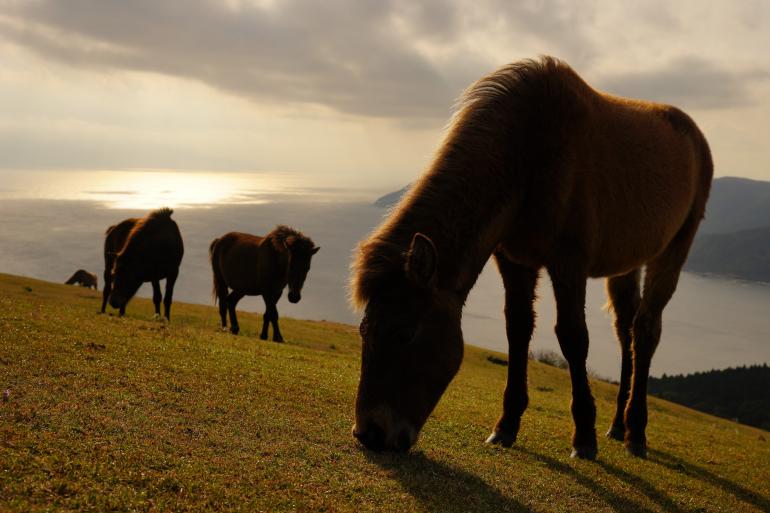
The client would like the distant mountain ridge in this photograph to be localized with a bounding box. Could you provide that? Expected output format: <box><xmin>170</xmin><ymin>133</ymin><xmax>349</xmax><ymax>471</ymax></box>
<box><xmin>374</xmin><ymin>176</ymin><xmax>770</xmax><ymax>283</ymax></box>
<box><xmin>373</xmin><ymin>185</ymin><xmax>410</xmax><ymax>208</ymax></box>
<box><xmin>699</xmin><ymin>177</ymin><xmax>770</xmax><ymax>234</ymax></box>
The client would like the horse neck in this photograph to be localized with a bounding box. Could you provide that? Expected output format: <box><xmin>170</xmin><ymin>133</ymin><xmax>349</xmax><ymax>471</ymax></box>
<box><xmin>381</xmin><ymin>152</ymin><xmax>516</xmax><ymax>296</ymax></box>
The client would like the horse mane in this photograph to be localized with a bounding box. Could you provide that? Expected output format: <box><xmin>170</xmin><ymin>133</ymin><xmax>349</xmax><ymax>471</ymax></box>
<box><xmin>266</xmin><ymin>225</ymin><xmax>315</xmax><ymax>253</ymax></box>
<box><xmin>148</xmin><ymin>207</ymin><xmax>174</xmax><ymax>219</ymax></box>
<box><xmin>350</xmin><ymin>56</ymin><xmax>583</xmax><ymax>311</ymax></box>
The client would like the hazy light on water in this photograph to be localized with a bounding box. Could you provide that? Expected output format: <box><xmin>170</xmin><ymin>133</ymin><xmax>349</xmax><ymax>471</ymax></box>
<box><xmin>0</xmin><ymin>170</ymin><xmax>367</xmax><ymax>209</ymax></box>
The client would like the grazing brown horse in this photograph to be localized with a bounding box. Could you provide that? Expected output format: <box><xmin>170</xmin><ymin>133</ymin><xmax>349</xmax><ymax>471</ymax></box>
<box><xmin>66</xmin><ymin>269</ymin><xmax>98</xmax><ymax>290</ymax></box>
<box><xmin>210</xmin><ymin>226</ymin><xmax>319</xmax><ymax>341</ymax></box>
<box><xmin>102</xmin><ymin>208</ymin><xmax>184</xmax><ymax>320</ymax></box>
<box><xmin>350</xmin><ymin>57</ymin><xmax>712</xmax><ymax>459</ymax></box>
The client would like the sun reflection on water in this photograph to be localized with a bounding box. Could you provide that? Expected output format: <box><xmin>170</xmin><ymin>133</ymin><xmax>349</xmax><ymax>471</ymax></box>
<box><xmin>1</xmin><ymin>170</ymin><xmax>355</xmax><ymax>209</ymax></box>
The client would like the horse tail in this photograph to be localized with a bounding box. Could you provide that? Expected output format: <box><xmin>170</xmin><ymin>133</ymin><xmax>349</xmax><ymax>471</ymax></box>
<box><xmin>210</xmin><ymin>238</ymin><xmax>226</xmax><ymax>304</ymax></box>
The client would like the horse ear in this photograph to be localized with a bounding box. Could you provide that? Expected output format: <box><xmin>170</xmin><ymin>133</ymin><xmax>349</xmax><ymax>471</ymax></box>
<box><xmin>406</xmin><ymin>233</ymin><xmax>437</xmax><ymax>288</ymax></box>
<box><xmin>311</xmin><ymin>246</ymin><xmax>320</xmax><ymax>255</ymax></box>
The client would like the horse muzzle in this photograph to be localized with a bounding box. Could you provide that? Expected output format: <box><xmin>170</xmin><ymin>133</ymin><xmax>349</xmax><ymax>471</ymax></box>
<box><xmin>288</xmin><ymin>291</ymin><xmax>301</xmax><ymax>303</ymax></box>
<box><xmin>352</xmin><ymin>420</ymin><xmax>417</xmax><ymax>453</ymax></box>
<box><xmin>109</xmin><ymin>295</ymin><xmax>125</xmax><ymax>309</ymax></box>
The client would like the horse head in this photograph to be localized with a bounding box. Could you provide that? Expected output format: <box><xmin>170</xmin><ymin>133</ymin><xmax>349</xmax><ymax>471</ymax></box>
<box><xmin>352</xmin><ymin>233</ymin><xmax>464</xmax><ymax>452</ymax></box>
<box><xmin>284</xmin><ymin>236</ymin><xmax>319</xmax><ymax>304</ymax></box>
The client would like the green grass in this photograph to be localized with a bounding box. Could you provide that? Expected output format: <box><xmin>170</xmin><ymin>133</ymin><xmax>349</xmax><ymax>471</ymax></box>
<box><xmin>1</xmin><ymin>273</ymin><xmax>768</xmax><ymax>512</ymax></box>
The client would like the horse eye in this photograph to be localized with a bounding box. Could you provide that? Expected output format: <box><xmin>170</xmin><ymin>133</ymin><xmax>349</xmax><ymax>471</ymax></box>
<box><xmin>359</xmin><ymin>316</ymin><xmax>369</xmax><ymax>339</ymax></box>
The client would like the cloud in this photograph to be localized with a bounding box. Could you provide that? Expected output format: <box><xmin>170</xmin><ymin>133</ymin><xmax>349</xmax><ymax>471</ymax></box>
<box><xmin>1</xmin><ymin>0</ymin><xmax>768</xmax><ymax>125</ymax></box>
<box><xmin>598</xmin><ymin>56</ymin><xmax>769</xmax><ymax>110</ymax></box>
<box><xmin>0</xmin><ymin>0</ymin><xmax>600</xmax><ymax>121</ymax></box>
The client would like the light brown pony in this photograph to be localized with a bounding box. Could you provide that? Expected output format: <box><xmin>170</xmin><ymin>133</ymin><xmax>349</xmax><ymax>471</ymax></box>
<box><xmin>66</xmin><ymin>269</ymin><xmax>98</xmax><ymax>290</ymax></box>
<box><xmin>210</xmin><ymin>226</ymin><xmax>319</xmax><ymax>341</ymax></box>
<box><xmin>350</xmin><ymin>57</ymin><xmax>712</xmax><ymax>459</ymax></box>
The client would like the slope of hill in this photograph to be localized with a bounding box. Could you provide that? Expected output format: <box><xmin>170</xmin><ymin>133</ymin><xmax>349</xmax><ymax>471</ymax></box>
<box><xmin>1</xmin><ymin>274</ymin><xmax>769</xmax><ymax>512</ymax></box>
<box><xmin>373</xmin><ymin>185</ymin><xmax>410</xmax><ymax>208</ymax></box>
<box><xmin>649</xmin><ymin>365</ymin><xmax>770</xmax><ymax>431</ymax></box>
<box><xmin>698</xmin><ymin>177</ymin><xmax>770</xmax><ymax>234</ymax></box>
<box><xmin>686</xmin><ymin>226</ymin><xmax>770</xmax><ymax>282</ymax></box>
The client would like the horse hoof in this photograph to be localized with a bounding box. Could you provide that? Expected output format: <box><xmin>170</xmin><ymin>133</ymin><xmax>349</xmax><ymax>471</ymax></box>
<box><xmin>273</xmin><ymin>337</ymin><xmax>284</xmax><ymax>343</ymax></box>
<box><xmin>606</xmin><ymin>425</ymin><xmax>625</xmax><ymax>441</ymax></box>
<box><xmin>230</xmin><ymin>328</ymin><xmax>240</xmax><ymax>335</ymax></box>
<box><xmin>571</xmin><ymin>446</ymin><xmax>598</xmax><ymax>460</ymax></box>
<box><xmin>152</xmin><ymin>314</ymin><xmax>161</xmax><ymax>321</ymax></box>
<box><xmin>485</xmin><ymin>430</ymin><xmax>516</xmax><ymax>448</ymax></box>
<box><xmin>259</xmin><ymin>334</ymin><xmax>268</xmax><ymax>340</ymax></box>
<box><xmin>625</xmin><ymin>442</ymin><xmax>647</xmax><ymax>458</ymax></box>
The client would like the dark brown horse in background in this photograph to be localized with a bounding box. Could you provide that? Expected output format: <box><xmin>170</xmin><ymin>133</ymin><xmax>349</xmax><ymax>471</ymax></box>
<box><xmin>66</xmin><ymin>269</ymin><xmax>98</xmax><ymax>290</ymax></box>
<box><xmin>210</xmin><ymin>226</ymin><xmax>319</xmax><ymax>341</ymax></box>
<box><xmin>102</xmin><ymin>208</ymin><xmax>184</xmax><ymax>320</ymax></box>
<box><xmin>350</xmin><ymin>57</ymin><xmax>712</xmax><ymax>459</ymax></box>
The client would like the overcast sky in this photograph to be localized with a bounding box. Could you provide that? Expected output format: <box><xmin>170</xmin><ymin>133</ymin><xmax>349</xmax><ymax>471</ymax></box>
<box><xmin>1</xmin><ymin>0</ymin><xmax>769</xmax><ymax>191</ymax></box>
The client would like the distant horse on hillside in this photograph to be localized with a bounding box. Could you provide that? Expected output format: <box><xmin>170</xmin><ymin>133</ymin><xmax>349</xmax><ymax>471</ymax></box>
<box><xmin>350</xmin><ymin>56</ymin><xmax>712</xmax><ymax>459</ymax></box>
<box><xmin>210</xmin><ymin>227</ymin><xmax>319</xmax><ymax>341</ymax></box>
<box><xmin>102</xmin><ymin>208</ymin><xmax>184</xmax><ymax>320</ymax></box>
<box><xmin>66</xmin><ymin>269</ymin><xmax>98</xmax><ymax>290</ymax></box>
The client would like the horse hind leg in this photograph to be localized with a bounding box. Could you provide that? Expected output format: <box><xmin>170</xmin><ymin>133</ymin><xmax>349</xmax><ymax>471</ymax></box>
<box><xmin>227</xmin><ymin>291</ymin><xmax>245</xmax><ymax>335</ymax></box>
<box><xmin>605</xmin><ymin>269</ymin><xmax>641</xmax><ymax>441</ymax></box>
<box><xmin>485</xmin><ymin>252</ymin><xmax>538</xmax><ymax>447</ymax></box>
<box><xmin>218</xmin><ymin>294</ymin><xmax>228</xmax><ymax>330</ymax></box>
<box><xmin>625</xmin><ymin>216</ymin><xmax>700</xmax><ymax>458</ymax></box>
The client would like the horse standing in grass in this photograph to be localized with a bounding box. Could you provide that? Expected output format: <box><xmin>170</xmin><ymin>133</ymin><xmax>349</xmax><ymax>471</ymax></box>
<box><xmin>66</xmin><ymin>269</ymin><xmax>98</xmax><ymax>290</ymax></box>
<box><xmin>103</xmin><ymin>208</ymin><xmax>184</xmax><ymax>320</ymax></box>
<box><xmin>350</xmin><ymin>57</ymin><xmax>712</xmax><ymax>459</ymax></box>
<box><xmin>210</xmin><ymin>226</ymin><xmax>319</xmax><ymax>341</ymax></box>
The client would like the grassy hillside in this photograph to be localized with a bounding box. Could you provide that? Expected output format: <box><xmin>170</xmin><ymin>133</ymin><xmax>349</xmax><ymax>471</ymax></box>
<box><xmin>1</xmin><ymin>274</ymin><xmax>768</xmax><ymax>512</ymax></box>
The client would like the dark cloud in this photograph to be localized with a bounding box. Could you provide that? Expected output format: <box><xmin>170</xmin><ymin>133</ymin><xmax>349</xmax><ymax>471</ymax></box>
<box><xmin>0</xmin><ymin>0</ymin><xmax>596</xmax><ymax>121</ymax></box>
<box><xmin>598</xmin><ymin>56</ymin><xmax>769</xmax><ymax>109</ymax></box>
<box><xmin>5</xmin><ymin>1</ymin><xmax>761</xmax><ymax>120</ymax></box>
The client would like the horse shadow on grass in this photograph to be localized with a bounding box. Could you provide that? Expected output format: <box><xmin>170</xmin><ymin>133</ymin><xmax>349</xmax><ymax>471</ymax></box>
<box><xmin>365</xmin><ymin>447</ymin><xmax>670</xmax><ymax>513</ymax></box>
<box><xmin>649</xmin><ymin>448</ymin><xmax>770</xmax><ymax>511</ymax></box>
<box><xmin>364</xmin><ymin>445</ymin><xmax>768</xmax><ymax>513</ymax></box>
<box><xmin>516</xmin><ymin>447</ymin><xmax>666</xmax><ymax>513</ymax></box>
<box><xmin>364</xmin><ymin>451</ymin><xmax>531</xmax><ymax>513</ymax></box>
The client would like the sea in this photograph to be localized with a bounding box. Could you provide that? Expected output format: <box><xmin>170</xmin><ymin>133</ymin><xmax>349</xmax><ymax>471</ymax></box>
<box><xmin>1</xmin><ymin>170</ymin><xmax>768</xmax><ymax>380</ymax></box>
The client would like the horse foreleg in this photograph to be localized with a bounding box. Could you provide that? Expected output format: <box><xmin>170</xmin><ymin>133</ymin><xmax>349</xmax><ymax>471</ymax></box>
<box><xmin>227</xmin><ymin>291</ymin><xmax>245</xmax><ymax>335</ymax></box>
<box><xmin>551</xmin><ymin>269</ymin><xmax>597</xmax><ymax>460</ymax></box>
<box><xmin>259</xmin><ymin>296</ymin><xmax>271</xmax><ymax>340</ymax></box>
<box><xmin>151</xmin><ymin>280</ymin><xmax>162</xmax><ymax>320</ymax></box>
<box><xmin>269</xmin><ymin>298</ymin><xmax>283</xmax><ymax>343</ymax></box>
<box><xmin>100</xmin><ymin>271</ymin><xmax>111</xmax><ymax>314</ymax></box>
<box><xmin>606</xmin><ymin>269</ymin><xmax>641</xmax><ymax>441</ymax></box>
<box><xmin>163</xmin><ymin>271</ymin><xmax>178</xmax><ymax>321</ymax></box>
<box><xmin>486</xmin><ymin>254</ymin><xmax>538</xmax><ymax>447</ymax></box>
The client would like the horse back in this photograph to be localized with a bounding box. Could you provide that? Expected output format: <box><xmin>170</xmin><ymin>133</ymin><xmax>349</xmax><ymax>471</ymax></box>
<box><xmin>500</xmin><ymin>87</ymin><xmax>711</xmax><ymax>277</ymax></box>
<box><xmin>569</xmin><ymin>95</ymin><xmax>711</xmax><ymax>275</ymax></box>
